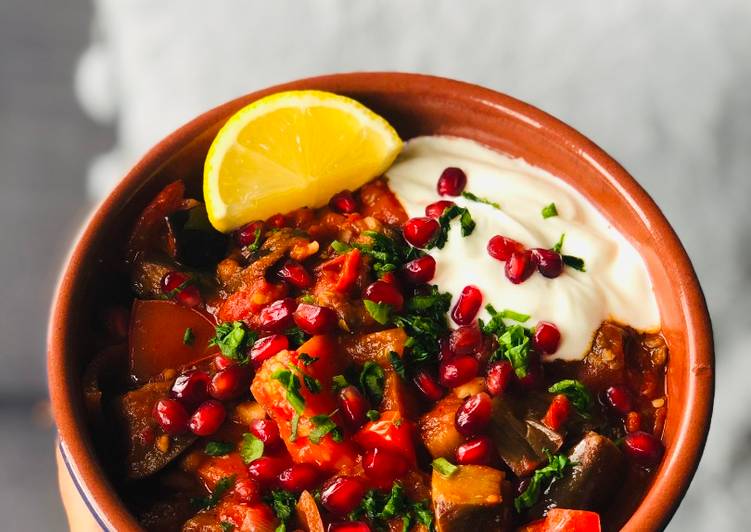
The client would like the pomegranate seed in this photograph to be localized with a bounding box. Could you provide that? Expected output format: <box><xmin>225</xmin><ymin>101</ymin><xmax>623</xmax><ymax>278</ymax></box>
<box><xmin>533</xmin><ymin>321</ymin><xmax>561</xmax><ymax>355</ymax></box>
<box><xmin>451</xmin><ymin>285</ymin><xmax>483</xmax><ymax>325</ymax></box>
<box><xmin>250</xmin><ymin>334</ymin><xmax>289</xmax><ymax>367</ymax></box>
<box><xmin>170</xmin><ymin>371</ymin><xmax>210</xmax><ymax>408</ymax></box>
<box><xmin>401</xmin><ymin>255</ymin><xmax>436</xmax><ymax>285</ymax></box>
<box><xmin>413</xmin><ymin>370</ymin><xmax>445</xmax><ymax>402</ymax></box>
<box><xmin>259</xmin><ymin>298</ymin><xmax>298</xmax><ymax>332</ymax></box>
<box><xmin>175</xmin><ymin>284</ymin><xmax>202</xmax><ymax>307</ymax></box>
<box><xmin>320</xmin><ymin>476</ymin><xmax>366</xmax><ymax>516</ymax></box>
<box><xmin>531</xmin><ymin>248</ymin><xmax>563</xmax><ymax>278</ymax></box>
<box><xmin>425</xmin><ymin>200</ymin><xmax>456</xmax><ymax>219</ymax></box>
<box><xmin>437</xmin><ymin>167</ymin><xmax>467</xmax><ymax>196</ymax></box>
<box><xmin>209</xmin><ymin>365</ymin><xmax>251</xmax><ymax>401</ymax></box>
<box><xmin>248</xmin><ymin>456</ymin><xmax>289</xmax><ymax>486</ymax></box>
<box><xmin>233</xmin><ymin>477</ymin><xmax>260</xmax><ymax>503</ymax></box>
<box><xmin>153</xmin><ymin>398</ymin><xmax>189</xmax><ymax>435</ymax></box>
<box><xmin>338</xmin><ymin>386</ymin><xmax>369</xmax><ymax>429</ymax></box>
<box><xmin>362</xmin><ymin>448</ymin><xmax>408</xmax><ymax>486</ymax></box>
<box><xmin>449</xmin><ymin>325</ymin><xmax>482</xmax><ymax>355</ymax></box>
<box><xmin>328</xmin><ymin>522</ymin><xmax>371</xmax><ymax>532</ymax></box>
<box><xmin>439</xmin><ymin>356</ymin><xmax>480</xmax><ymax>388</ymax></box>
<box><xmin>329</xmin><ymin>190</ymin><xmax>358</xmax><ymax>214</ymax></box>
<box><xmin>542</xmin><ymin>394</ymin><xmax>571</xmax><ymax>431</ymax></box>
<box><xmin>161</xmin><ymin>271</ymin><xmax>189</xmax><ymax>293</ymax></box>
<box><xmin>249</xmin><ymin>418</ymin><xmax>282</xmax><ymax>449</ymax></box>
<box><xmin>276</xmin><ymin>259</ymin><xmax>313</xmax><ymax>289</ymax></box>
<box><xmin>293</xmin><ymin>303</ymin><xmax>338</xmax><ymax>334</ymax></box>
<box><xmin>267</xmin><ymin>213</ymin><xmax>286</xmax><ymax>228</ymax></box>
<box><xmin>235</xmin><ymin>220</ymin><xmax>265</xmax><ymax>247</ymax></box>
<box><xmin>189</xmin><ymin>400</ymin><xmax>226</xmax><ymax>436</ymax></box>
<box><xmin>486</xmin><ymin>361</ymin><xmax>513</xmax><ymax>396</ymax></box>
<box><xmin>278</xmin><ymin>463</ymin><xmax>321</xmax><ymax>492</ymax></box>
<box><xmin>403</xmin><ymin>217</ymin><xmax>440</xmax><ymax>248</ymax></box>
<box><xmin>363</xmin><ymin>280</ymin><xmax>404</xmax><ymax>311</ymax></box>
<box><xmin>487</xmin><ymin>236</ymin><xmax>524</xmax><ymax>262</ymax></box>
<box><xmin>455</xmin><ymin>392</ymin><xmax>492</xmax><ymax>436</ymax></box>
<box><xmin>214</xmin><ymin>355</ymin><xmax>235</xmax><ymax>370</ymax></box>
<box><xmin>456</xmin><ymin>436</ymin><xmax>493</xmax><ymax>465</ymax></box>
<box><xmin>623</xmin><ymin>431</ymin><xmax>664</xmax><ymax>467</ymax></box>
<box><xmin>603</xmin><ymin>385</ymin><xmax>633</xmax><ymax>415</ymax></box>
<box><xmin>505</xmin><ymin>250</ymin><xmax>536</xmax><ymax>284</ymax></box>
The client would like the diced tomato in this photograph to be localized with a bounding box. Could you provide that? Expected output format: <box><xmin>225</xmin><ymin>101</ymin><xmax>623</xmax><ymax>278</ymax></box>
<box><xmin>197</xmin><ymin>453</ymin><xmax>251</xmax><ymax>494</ymax></box>
<box><xmin>335</xmin><ymin>248</ymin><xmax>362</xmax><ymax>293</ymax></box>
<box><xmin>358</xmin><ymin>178</ymin><xmax>409</xmax><ymax>225</ymax></box>
<box><xmin>217</xmin><ymin>501</ymin><xmax>279</xmax><ymax>532</ymax></box>
<box><xmin>353</xmin><ymin>410</ymin><xmax>416</xmax><ymax>466</ymax></box>
<box><xmin>218</xmin><ymin>280</ymin><xmax>288</xmax><ymax>323</ymax></box>
<box><xmin>295</xmin><ymin>335</ymin><xmax>346</xmax><ymax>383</ymax></box>
<box><xmin>126</xmin><ymin>180</ymin><xmax>185</xmax><ymax>262</ymax></box>
<box><xmin>129</xmin><ymin>299</ymin><xmax>217</xmax><ymax>380</ymax></box>
<box><xmin>539</xmin><ymin>509</ymin><xmax>601</xmax><ymax>532</ymax></box>
<box><xmin>542</xmin><ymin>394</ymin><xmax>571</xmax><ymax>432</ymax></box>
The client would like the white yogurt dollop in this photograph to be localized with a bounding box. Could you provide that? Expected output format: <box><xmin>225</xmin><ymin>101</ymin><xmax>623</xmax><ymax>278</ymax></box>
<box><xmin>385</xmin><ymin>136</ymin><xmax>660</xmax><ymax>362</ymax></box>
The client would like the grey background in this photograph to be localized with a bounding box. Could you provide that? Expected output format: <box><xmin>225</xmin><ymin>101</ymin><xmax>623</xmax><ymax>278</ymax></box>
<box><xmin>2</xmin><ymin>0</ymin><xmax>749</xmax><ymax>529</ymax></box>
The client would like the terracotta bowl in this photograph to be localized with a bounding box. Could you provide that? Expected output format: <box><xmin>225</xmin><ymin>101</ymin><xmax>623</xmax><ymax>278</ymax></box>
<box><xmin>48</xmin><ymin>73</ymin><xmax>714</xmax><ymax>531</ymax></box>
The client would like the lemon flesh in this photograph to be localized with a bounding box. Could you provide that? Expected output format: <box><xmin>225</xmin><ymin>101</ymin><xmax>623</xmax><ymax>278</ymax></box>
<box><xmin>204</xmin><ymin>90</ymin><xmax>402</xmax><ymax>232</ymax></box>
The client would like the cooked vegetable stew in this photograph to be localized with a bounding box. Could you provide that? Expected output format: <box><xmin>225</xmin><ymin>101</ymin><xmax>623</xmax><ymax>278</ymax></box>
<box><xmin>85</xmin><ymin>175</ymin><xmax>667</xmax><ymax>532</ymax></box>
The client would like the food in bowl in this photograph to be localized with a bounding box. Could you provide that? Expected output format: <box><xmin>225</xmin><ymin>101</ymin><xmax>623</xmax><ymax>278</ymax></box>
<box><xmin>82</xmin><ymin>91</ymin><xmax>668</xmax><ymax>531</ymax></box>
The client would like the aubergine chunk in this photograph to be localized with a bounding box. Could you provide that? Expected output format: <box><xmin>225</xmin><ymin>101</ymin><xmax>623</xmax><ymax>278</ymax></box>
<box><xmin>529</xmin><ymin>431</ymin><xmax>625</xmax><ymax>518</ymax></box>
<box><xmin>579</xmin><ymin>322</ymin><xmax>628</xmax><ymax>389</ymax></box>
<box><xmin>432</xmin><ymin>465</ymin><xmax>511</xmax><ymax>532</ymax></box>
<box><xmin>489</xmin><ymin>396</ymin><xmax>562</xmax><ymax>477</ymax></box>
<box><xmin>131</xmin><ymin>253</ymin><xmax>176</xmax><ymax>298</ymax></box>
<box><xmin>418</xmin><ymin>394</ymin><xmax>465</xmax><ymax>459</ymax></box>
<box><xmin>114</xmin><ymin>380</ymin><xmax>196</xmax><ymax>479</ymax></box>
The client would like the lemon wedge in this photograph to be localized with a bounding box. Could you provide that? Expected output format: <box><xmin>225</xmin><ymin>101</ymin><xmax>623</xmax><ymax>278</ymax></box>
<box><xmin>204</xmin><ymin>90</ymin><xmax>402</xmax><ymax>232</ymax></box>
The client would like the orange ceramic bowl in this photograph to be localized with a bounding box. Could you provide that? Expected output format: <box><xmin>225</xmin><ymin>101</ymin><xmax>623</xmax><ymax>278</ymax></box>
<box><xmin>48</xmin><ymin>73</ymin><xmax>713</xmax><ymax>531</ymax></box>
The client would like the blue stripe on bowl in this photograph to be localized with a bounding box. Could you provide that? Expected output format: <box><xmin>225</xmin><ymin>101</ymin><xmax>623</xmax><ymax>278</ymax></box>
<box><xmin>58</xmin><ymin>438</ymin><xmax>111</xmax><ymax>532</ymax></box>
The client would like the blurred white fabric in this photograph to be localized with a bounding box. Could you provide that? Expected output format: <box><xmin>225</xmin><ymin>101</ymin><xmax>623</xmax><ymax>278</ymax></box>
<box><xmin>75</xmin><ymin>0</ymin><xmax>751</xmax><ymax>529</ymax></box>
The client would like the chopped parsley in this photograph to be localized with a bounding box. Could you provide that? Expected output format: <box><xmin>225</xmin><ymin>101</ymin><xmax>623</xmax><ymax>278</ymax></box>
<box><xmin>542</xmin><ymin>202</ymin><xmax>558</xmax><ymax>219</ymax></box>
<box><xmin>264</xmin><ymin>490</ymin><xmax>297</xmax><ymax>531</ymax></box>
<box><xmin>552</xmin><ymin>233</ymin><xmax>566</xmax><ymax>253</ymax></box>
<box><xmin>548</xmin><ymin>379</ymin><xmax>593</xmax><ymax>417</ymax></box>
<box><xmin>239</xmin><ymin>432</ymin><xmax>264</xmax><ymax>464</ymax></box>
<box><xmin>192</xmin><ymin>475</ymin><xmax>235</xmax><ymax>510</ymax></box>
<box><xmin>299</xmin><ymin>293</ymin><xmax>316</xmax><ymax>304</ymax></box>
<box><xmin>183</xmin><ymin>327</ymin><xmax>195</xmax><ymax>346</ymax></box>
<box><xmin>246</xmin><ymin>227</ymin><xmax>263</xmax><ymax>252</ymax></box>
<box><xmin>462</xmin><ymin>191</ymin><xmax>501</xmax><ymax>210</ymax></box>
<box><xmin>271</xmin><ymin>369</ymin><xmax>305</xmax><ymax>414</ymax></box>
<box><xmin>389</xmin><ymin>351</ymin><xmax>407</xmax><ymax>380</ymax></box>
<box><xmin>290</xmin><ymin>412</ymin><xmax>300</xmax><ymax>442</ymax></box>
<box><xmin>551</xmin><ymin>233</ymin><xmax>586</xmax><ymax>272</ymax></box>
<box><xmin>204</xmin><ymin>441</ymin><xmax>234</xmax><ymax>457</ymax></box>
<box><xmin>332</xmin><ymin>230</ymin><xmax>419</xmax><ymax>279</ymax></box>
<box><xmin>366</xmin><ymin>409</ymin><xmax>381</xmax><ymax>421</ymax></box>
<box><xmin>350</xmin><ymin>482</ymin><xmax>434</xmax><ymax>532</ymax></box>
<box><xmin>364</xmin><ymin>300</ymin><xmax>392</xmax><ymax>325</ymax></box>
<box><xmin>431</xmin><ymin>204</ymin><xmax>476</xmax><ymax>249</ymax></box>
<box><xmin>220</xmin><ymin>522</ymin><xmax>234</xmax><ymax>532</ymax></box>
<box><xmin>431</xmin><ymin>457</ymin><xmax>458</xmax><ymax>477</ymax></box>
<box><xmin>514</xmin><ymin>450</ymin><xmax>570</xmax><ymax>512</ymax></box>
<box><xmin>298</xmin><ymin>353</ymin><xmax>318</xmax><ymax>366</ymax></box>
<box><xmin>331</xmin><ymin>374</ymin><xmax>350</xmax><ymax>392</ymax></box>
<box><xmin>209</xmin><ymin>321</ymin><xmax>256</xmax><ymax>362</ymax></box>
<box><xmin>393</xmin><ymin>286</ymin><xmax>452</xmax><ymax>364</ymax></box>
<box><xmin>359</xmin><ymin>362</ymin><xmax>385</xmax><ymax>404</ymax></box>
<box><xmin>302</xmin><ymin>373</ymin><xmax>321</xmax><ymax>394</ymax></box>
<box><xmin>285</xmin><ymin>326</ymin><xmax>308</xmax><ymax>349</ymax></box>
<box><xmin>482</xmin><ymin>305</ymin><xmax>534</xmax><ymax>378</ymax></box>
<box><xmin>309</xmin><ymin>412</ymin><xmax>344</xmax><ymax>444</ymax></box>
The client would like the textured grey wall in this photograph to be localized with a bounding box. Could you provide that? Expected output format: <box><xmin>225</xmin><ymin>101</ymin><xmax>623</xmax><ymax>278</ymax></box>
<box><xmin>1</xmin><ymin>0</ymin><xmax>749</xmax><ymax>529</ymax></box>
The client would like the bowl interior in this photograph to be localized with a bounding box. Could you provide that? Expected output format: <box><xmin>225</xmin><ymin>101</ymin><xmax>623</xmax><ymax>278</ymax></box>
<box><xmin>49</xmin><ymin>73</ymin><xmax>713</xmax><ymax>531</ymax></box>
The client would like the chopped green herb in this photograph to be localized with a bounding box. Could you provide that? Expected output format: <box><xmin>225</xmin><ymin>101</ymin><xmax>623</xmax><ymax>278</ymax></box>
<box><xmin>366</xmin><ymin>409</ymin><xmax>381</xmax><ymax>421</ymax></box>
<box><xmin>331</xmin><ymin>374</ymin><xmax>349</xmax><ymax>392</ymax></box>
<box><xmin>514</xmin><ymin>450</ymin><xmax>570</xmax><ymax>512</ymax></box>
<box><xmin>364</xmin><ymin>300</ymin><xmax>392</xmax><ymax>325</ymax></box>
<box><xmin>246</xmin><ymin>227</ymin><xmax>263</xmax><ymax>252</ymax></box>
<box><xmin>204</xmin><ymin>441</ymin><xmax>234</xmax><ymax>457</ymax></box>
<box><xmin>290</xmin><ymin>412</ymin><xmax>300</xmax><ymax>442</ymax></box>
<box><xmin>220</xmin><ymin>522</ymin><xmax>234</xmax><ymax>532</ymax></box>
<box><xmin>332</xmin><ymin>230</ymin><xmax>419</xmax><ymax>280</ymax></box>
<box><xmin>563</xmin><ymin>254</ymin><xmax>586</xmax><ymax>272</ymax></box>
<box><xmin>160</xmin><ymin>277</ymin><xmax>192</xmax><ymax>301</ymax></box>
<box><xmin>480</xmin><ymin>304</ymin><xmax>507</xmax><ymax>336</ymax></box>
<box><xmin>542</xmin><ymin>202</ymin><xmax>558</xmax><ymax>219</ymax></box>
<box><xmin>393</xmin><ymin>286</ymin><xmax>452</xmax><ymax>364</ymax></box>
<box><xmin>303</xmin><ymin>373</ymin><xmax>321</xmax><ymax>394</ymax></box>
<box><xmin>271</xmin><ymin>369</ymin><xmax>305</xmax><ymax>414</ymax></box>
<box><xmin>462</xmin><ymin>191</ymin><xmax>501</xmax><ymax>209</ymax></box>
<box><xmin>552</xmin><ymin>233</ymin><xmax>566</xmax><ymax>253</ymax></box>
<box><xmin>359</xmin><ymin>362</ymin><xmax>385</xmax><ymax>404</ymax></box>
<box><xmin>431</xmin><ymin>205</ymin><xmax>476</xmax><ymax>249</ymax></box>
<box><xmin>264</xmin><ymin>490</ymin><xmax>297</xmax><ymax>530</ymax></box>
<box><xmin>192</xmin><ymin>475</ymin><xmax>235</xmax><ymax>510</ymax></box>
<box><xmin>209</xmin><ymin>321</ymin><xmax>256</xmax><ymax>362</ymax></box>
<box><xmin>299</xmin><ymin>294</ymin><xmax>316</xmax><ymax>304</ymax></box>
<box><xmin>389</xmin><ymin>351</ymin><xmax>407</xmax><ymax>380</ymax></box>
<box><xmin>349</xmin><ymin>482</ymin><xmax>434</xmax><ymax>531</ymax></box>
<box><xmin>309</xmin><ymin>412</ymin><xmax>343</xmax><ymax>444</ymax></box>
<box><xmin>239</xmin><ymin>433</ymin><xmax>264</xmax><ymax>464</ymax></box>
<box><xmin>298</xmin><ymin>353</ymin><xmax>318</xmax><ymax>366</ymax></box>
<box><xmin>183</xmin><ymin>327</ymin><xmax>195</xmax><ymax>346</ymax></box>
<box><xmin>411</xmin><ymin>500</ymin><xmax>434</xmax><ymax>530</ymax></box>
<box><xmin>432</xmin><ymin>457</ymin><xmax>458</xmax><ymax>477</ymax></box>
<box><xmin>285</xmin><ymin>326</ymin><xmax>308</xmax><ymax>349</ymax></box>
<box><xmin>496</xmin><ymin>324</ymin><xmax>533</xmax><ymax>378</ymax></box>
<box><xmin>500</xmin><ymin>308</ymin><xmax>531</xmax><ymax>323</ymax></box>
<box><xmin>548</xmin><ymin>379</ymin><xmax>593</xmax><ymax>417</ymax></box>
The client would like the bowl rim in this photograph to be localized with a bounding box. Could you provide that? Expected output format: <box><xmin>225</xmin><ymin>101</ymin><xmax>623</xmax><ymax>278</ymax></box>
<box><xmin>47</xmin><ymin>71</ymin><xmax>714</xmax><ymax>532</ymax></box>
